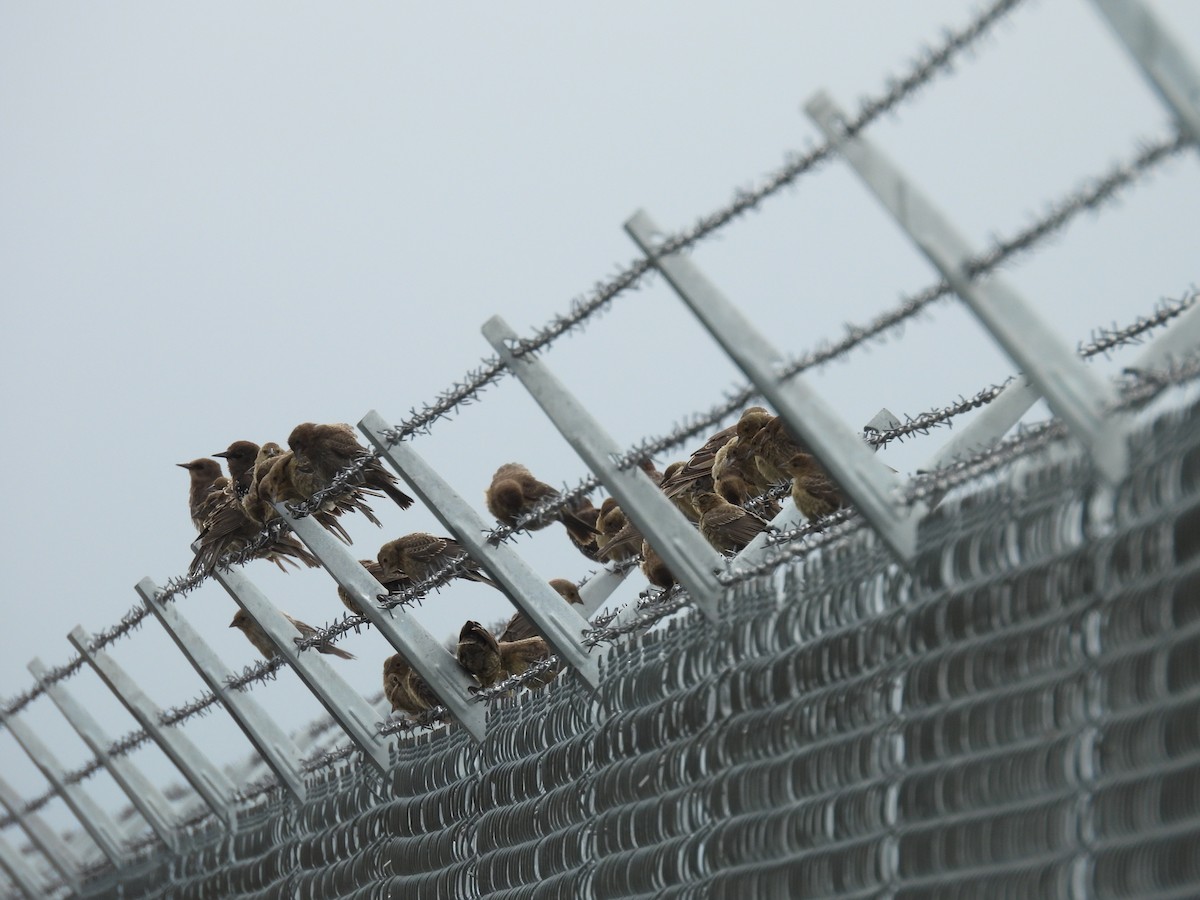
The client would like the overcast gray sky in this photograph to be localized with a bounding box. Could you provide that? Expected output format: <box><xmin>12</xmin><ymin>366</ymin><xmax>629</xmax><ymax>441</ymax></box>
<box><xmin>2</xmin><ymin>0</ymin><xmax>1198</xmax><ymax>862</ymax></box>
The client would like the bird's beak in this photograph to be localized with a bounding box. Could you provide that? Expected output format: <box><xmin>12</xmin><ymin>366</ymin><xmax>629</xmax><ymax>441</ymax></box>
<box><xmin>228</xmin><ymin>619</ymin><xmax>238</xmax><ymax>628</ymax></box>
<box><xmin>176</xmin><ymin>463</ymin><xmax>190</xmax><ymax>469</ymax></box>
<box><xmin>213</xmin><ymin>452</ymin><xmax>229</xmax><ymax>459</ymax></box>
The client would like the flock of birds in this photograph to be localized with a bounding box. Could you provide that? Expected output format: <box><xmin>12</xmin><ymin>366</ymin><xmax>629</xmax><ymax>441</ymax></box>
<box><xmin>179</xmin><ymin>409</ymin><xmax>843</xmax><ymax>719</ymax></box>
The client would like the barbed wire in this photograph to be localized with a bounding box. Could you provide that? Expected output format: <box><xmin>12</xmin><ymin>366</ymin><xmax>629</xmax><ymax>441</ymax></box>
<box><xmin>377</xmin><ymin>707</ymin><xmax>450</xmax><ymax>736</ymax></box>
<box><xmin>0</xmin><ymin>0</ymin><xmax>1038</xmax><ymax>725</ymax></box>
<box><xmin>469</xmin><ymin>656</ymin><xmax>563</xmax><ymax>702</ymax></box>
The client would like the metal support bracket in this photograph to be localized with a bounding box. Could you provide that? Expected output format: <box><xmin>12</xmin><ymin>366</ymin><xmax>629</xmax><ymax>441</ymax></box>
<box><xmin>67</xmin><ymin>627</ymin><xmax>237</xmax><ymax>830</ymax></box>
<box><xmin>0</xmin><ymin>708</ymin><xmax>127</xmax><ymax>868</ymax></box>
<box><xmin>360</xmin><ymin>411</ymin><xmax>601</xmax><ymax>689</ymax></box>
<box><xmin>137</xmin><ymin>578</ymin><xmax>308</xmax><ymax>803</ymax></box>
<box><xmin>805</xmin><ymin>90</ymin><xmax>1128</xmax><ymax>484</ymax></box>
<box><xmin>625</xmin><ymin>210</ymin><xmax>919</xmax><ymax>561</ymax></box>
<box><xmin>212</xmin><ymin>565</ymin><xmax>402</xmax><ymax>765</ymax></box>
<box><xmin>926</xmin><ymin>298</ymin><xmax>1200</xmax><ymax>472</ymax></box>
<box><xmin>1091</xmin><ymin>0</ymin><xmax>1200</xmax><ymax>146</ymax></box>
<box><xmin>483</xmin><ymin>316</ymin><xmax>728</xmax><ymax>620</ymax></box>
<box><xmin>29</xmin><ymin>657</ymin><xmax>180</xmax><ymax>853</ymax></box>
<box><xmin>0</xmin><ymin>776</ymin><xmax>78</xmax><ymax>894</ymax></box>
<box><xmin>0</xmin><ymin>832</ymin><xmax>47</xmax><ymax>900</ymax></box>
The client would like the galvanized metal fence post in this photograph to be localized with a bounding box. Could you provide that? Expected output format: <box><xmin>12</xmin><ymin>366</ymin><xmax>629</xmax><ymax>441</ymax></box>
<box><xmin>137</xmin><ymin>578</ymin><xmax>308</xmax><ymax>803</ymax></box>
<box><xmin>263</xmin><ymin>508</ymin><xmax>489</xmax><ymax>743</ymax></box>
<box><xmin>211</xmin><ymin>566</ymin><xmax>400</xmax><ymax>768</ymax></box>
<box><xmin>0</xmin><ymin>776</ymin><xmax>79</xmax><ymax>893</ymax></box>
<box><xmin>66</xmin><ymin>628</ymin><xmax>237</xmax><ymax>830</ymax></box>
<box><xmin>624</xmin><ymin>210</ymin><xmax>920</xmax><ymax>561</ymax></box>
<box><xmin>482</xmin><ymin>316</ymin><xmax>728</xmax><ymax>621</ymax></box>
<box><xmin>359</xmin><ymin>411</ymin><xmax>600</xmax><ymax>689</ymax></box>
<box><xmin>0</xmin><ymin>708</ymin><xmax>127</xmax><ymax>868</ymax></box>
<box><xmin>28</xmin><ymin>658</ymin><xmax>180</xmax><ymax>854</ymax></box>
<box><xmin>1091</xmin><ymin>0</ymin><xmax>1200</xmax><ymax>145</ymax></box>
<box><xmin>805</xmin><ymin>90</ymin><xmax>1128</xmax><ymax>484</ymax></box>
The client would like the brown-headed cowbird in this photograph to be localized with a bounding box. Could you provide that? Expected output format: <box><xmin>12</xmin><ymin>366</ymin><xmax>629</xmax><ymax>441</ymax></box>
<box><xmin>288</xmin><ymin>422</ymin><xmax>414</xmax><ymax>510</ymax></box>
<box><xmin>562</xmin><ymin>499</ymin><xmax>602</xmax><ymax>561</ymax></box>
<box><xmin>783</xmin><ymin>453</ymin><xmax>844</xmax><ymax>521</ymax></box>
<box><xmin>501</xmin><ymin>635</ymin><xmax>555</xmax><ymax>688</ymax></box>
<box><xmin>748</xmin><ymin>415</ymin><xmax>809</xmax><ymax>485</ymax></box>
<box><xmin>336</xmin><ymin>559</ymin><xmax>412</xmax><ymax>614</ymax></box>
<box><xmin>499</xmin><ymin>578</ymin><xmax>583</xmax><ymax>643</ymax></box>
<box><xmin>594</xmin><ymin>498</ymin><xmax>629</xmax><ymax>562</ymax></box>
<box><xmin>377</xmin><ymin>533</ymin><xmax>503</xmax><ymax>592</ymax></box>
<box><xmin>254</xmin><ymin>446</ymin><xmax>376</xmax><ymax>543</ymax></box>
<box><xmin>660</xmin><ymin>407</ymin><xmax>770</xmax><ymax>500</ymax></box>
<box><xmin>640</xmin><ymin>539</ymin><xmax>677</xmax><ymax>589</ymax></box>
<box><xmin>383</xmin><ymin>653</ymin><xmax>439</xmax><ymax>715</ymax></box>
<box><xmin>660</xmin><ymin>462</ymin><xmax>701</xmax><ymax>523</ymax></box>
<box><xmin>485</xmin><ymin>462</ymin><xmax>600</xmax><ymax>546</ymax></box>
<box><xmin>229</xmin><ymin>609</ymin><xmax>354</xmax><ymax>659</ymax></box>
<box><xmin>190</xmin><ymin>483</ymin><xmax>320</xmax><ymax>576</ymax></box>
<box><xmin>694</xmin><ymin>491</ymin><xmax>770</xmax><ymax>554</ymax></box>
<box><xmin>178</xmin><ymin>459</ymin><xmax>229</xmax><ymax>531</ymax></box>
<box><xmin>457</xmin><ymin>620</ymin><xmax>503</xmax><ymax>689</ymax></box>
<box><xmin>213</xmin><ymin>441</ymin><xmax>261</xmax><ymax>499</ymax></box>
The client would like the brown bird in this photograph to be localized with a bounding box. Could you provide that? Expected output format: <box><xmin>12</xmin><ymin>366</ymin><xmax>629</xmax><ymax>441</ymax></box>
<box><xmin>254</xmin><ymin>445</ymin><xmax>377</xmax><ymax>542</ymax></box>
<box><xmin>377</xmin><ymin>533</ymin><xmax>503</xmax><ymax>592</ymax></box>
<box><xmin>502</xmin><ymin>634</ymin><xmax>556</xmax><ymax>689</ymax></box>
<box><xmin>640</xmin><ymin>539</ymin><xmax>677</xmax><ymax>589</ymax></box>
<box><xmin>694</xmin><ymin>491</ymin><xmax>771</xmax><ymax>554</ymax></box>
<box><xmin>213</xmin><ymin>441</ymin><xmax>261</xmax><ymax>499</ymax></box>
<box><xmin>383</xmin><ymin>653</ymin><xmax>439</xmax><ymax>715</ymax></box>
<box><xmin>457</xmin><ymin>620</ymin><xmax>503</xmax><ymax>689</ymax></box>
<box><xmin>660</xmin><ymin>406</ymin><xmax>772</xmax><ymax>501</ymax></box>
<box><xmin>594</xmin><ymin>498</ymin><xmax>634</xmax><ymax>563</ymax></box>
<box><xmin>178</xmin><ymin>459</ymin><xmax>228</xmax><ymax>531</ymax></box>
<box><xmin>485</xmin><ymin>462</ymin><xmax>600</xmax><ymax>546</ymax></box>
<box><xmin>562</xmin><ymin>498</ymin><xmax>602</xmax><ymax>561</ymax></box>
<box><xmin>337</xmin><ymin>559</ymin><xmax>411</xmax><ymax>614</ymax></box>
<box><xmin>748</xmin><ymin>415</ymin><xmax>809</xmax><ymax>485</ymax></box>
<box><xmin>189</xmin><ymin>482</ymin><xmax>320</xmax><ymax>576</ymax></box>
<box><xmin>288</xmin><ymin>422</ymin><xmax>414</xmax><ymax>510</ymax></box>
<box><xmin>229</xmin><ymin>609</ymin><xmax>355</xmax><ymax>660</ymax></box>
<box><xmin>660</xmin><ymin>462</ymin><xmax>701</xmax><ymax>523</ymax></box>
<box><xmin>499</xmin><ymin>578</ymin><xmax>584</xmax><ymax>643</ymax></box>
<box><xmin>457</xmin><ymin>621</ymin><xmax>554</xmax><ymax>691</ymax></box>
<box><xmin>783</xmin><ymin>453</ymin><xmax>845</xmax><ymax>522</ymax></box>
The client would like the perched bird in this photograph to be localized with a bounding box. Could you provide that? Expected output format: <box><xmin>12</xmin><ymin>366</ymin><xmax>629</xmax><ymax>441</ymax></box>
<box><xmin>288</xmin><ymin>422</ymin><xmax>414</xmax><ymax>510</ymax></box>
<box><xmin>596</xmin><ymin>515</ymin><xmax>644</xmax><ymax>564</ymax></box>
<box><xmin>457</xmin><ymin>620</ymin><xmax>503</xmax><ymax>689</ymax></box>
<box><xmin>783</xmin><ymin>453</ymin><xmax>844</xmax><ymax>522</ymax></box>
<box><xmin>562</xmin><ymin>499</ymin><xmax>602</xmax><ymax>561</ymax></box>
<box><xmin>594</xmin><ymin>498</ymin><xmax>633</xmax><ymax>563</ymax></box>
<box><xmin>229</xmin><ymin>609</ymin><xmax>354</xmax><ymax>660</ymax></box>
<box><xmin>660</xmin><ymin>406</ymin><xmax>771</xmax><ymax>501</ymax></box>
<box><xmin>501</xmin><ymin>634</ymin><xmax>556</xmax><ymax>689</ymax></box>
<box><xmin>748</xmin><ymin>415</ymin><xmax>808</xmax><ymax>485</ymax></box>
<box><xmin>213</xmin><ymin>441</ymin><xmax>261</xmax><ymax>498</ymax></box>
<box><xmin>254</xmin><ymin>445</ymin><xmax>376</xmax><ymax>542</ymax></box>
<box><xmin>189</xmin><ymin>482</ymin><xmax>319</xmax><ymax>576</ymax></box>
<box><xmin>377</xmin><ymin>533</ymin><xmax>503</xmax><ymax>592</ymax></box>
<box><xmin>383</xmin><ymin>653</ymin><xmax>439</xmax><ymax>715</ymax></box>
<box><xmin>338</xmin><ymin>559</ymin><xmax>411</xmax><ymax>615</ymax></box>
<box><xmin>640</xmin><ymin>539</ymin><xmax>677</xmax><ymax>590</ymax></box>
<box><xmin>695</xmin><ymin>491</ymin><xmax>771</xmax><ymax>554</ymax></box>
<box><xmin>499</xmin><ymin>578</ymin><xmax>584</xmax><ymax>643</ymax></box>
<box><xmin>178</xmin><ymin>459</ymin><xmax>228</xmax><ymax>531</ymax></box>
<box><xmin>457</xmin><ymin>621</ymin><xmax>553</xmax><ymax>691</ymax></box>
<box><xmin>485</xmin><ymin>462</ymin><xmax>600</xmax><ymax>550</ymax></box>
<box><xmin>660</xmin><ymin>462</ymin><xmax>701</xmax><ymax>523</ymax></box>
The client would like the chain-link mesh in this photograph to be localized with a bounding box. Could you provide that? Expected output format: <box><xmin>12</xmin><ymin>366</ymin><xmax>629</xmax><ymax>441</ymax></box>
<box><xmin>60</xmin><ymin>389</ymin><xmax>1200</xmax><ymax>898</ymax></box>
